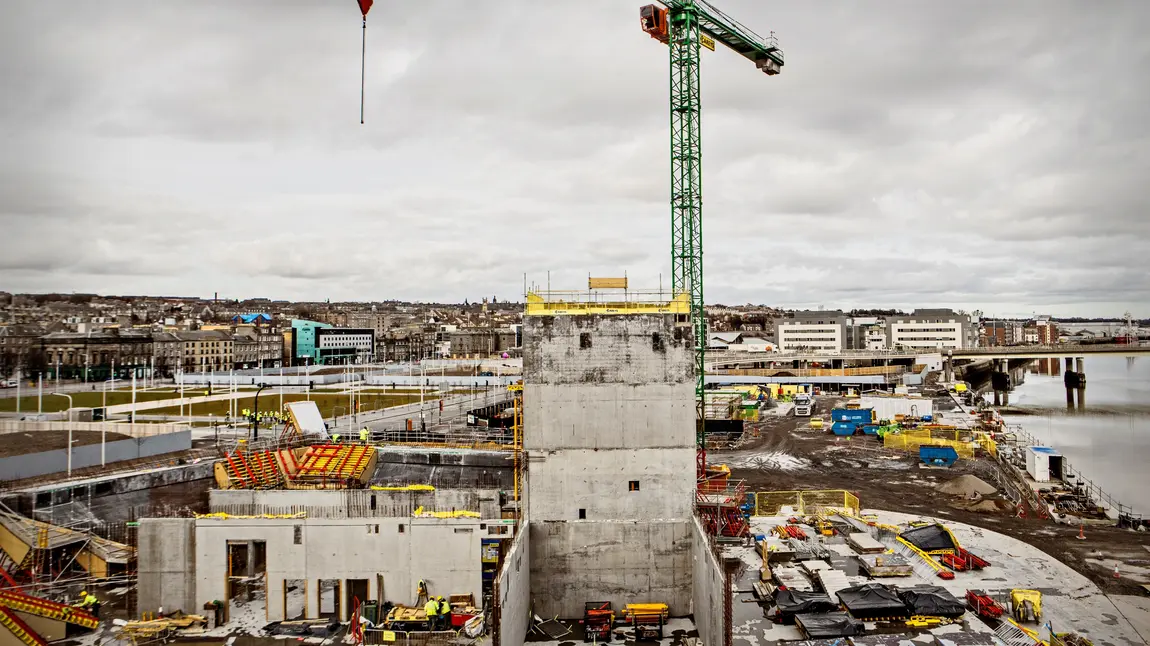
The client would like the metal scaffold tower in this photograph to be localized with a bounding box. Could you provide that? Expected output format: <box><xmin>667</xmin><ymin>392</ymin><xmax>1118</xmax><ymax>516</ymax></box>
<box><xmin>640</xmin><ymin>0</ymin><xmax>784</xmax><ymax>477</ymax></box>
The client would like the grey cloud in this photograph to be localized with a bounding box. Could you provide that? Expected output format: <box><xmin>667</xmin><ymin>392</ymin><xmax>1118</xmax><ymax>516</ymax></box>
<box><xmin>1</xmin><ymin>1</ymin><xmax>1148</xmax><ymax>315</ymax></box>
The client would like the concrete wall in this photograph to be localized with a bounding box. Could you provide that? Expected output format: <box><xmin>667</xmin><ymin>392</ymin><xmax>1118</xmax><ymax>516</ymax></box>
<box><xmin>523</xmin><ymin>314</ymin><xmax>693</xmax><ymax>387</ymax></box>
<box><xmin>0</xmin><ymin>431</ymin><xmax>192</xmax><ymax>481</ymax></box>
<box><xmin>690</xmin><ymin>516</ymin><xmax>725</xmax><ymax>646</ymax></box>
<box><xmin>493</xmin><ymin>518</ymin><xmax>530</xmax><ymax>646</ymax></box>
<box><xmin>526</xmin><ymin>449</ymin><xmax>694</xmax><ymax>521</ymax></box>
<box><xmin>371</xmin><ymin>447</ymin><xmax>513</xmax><ymax>489</ymax></box>
<box><xmin>194</xmin><ymin>517</ymin><xmax>484</xmax><ymax>621</ymax></box>
<box><xmin>138</xmin><ymin>518</ymin><xmax>197</xmax><ymax>615</ymax></box>
<box><xmin>209</xmin><ymin>488</ymin><xmax>504</xmax><ymax>520</ymax></box>
<box><xmin>0</xmin><ymin>421</ymin><xmax>190</xmax><ymax>438</ymax></box>
<box><xmin>529</xmin><ymin>520</ymin><xmax>692</xmax><ymax>617</ymax></box>
<box><xmin>3</xmin><ymin>461</ymin><xmax>214</xmax><ymax>526</ymax></box>
<box><xmin>523</xmin><ymin>313</ymin><xmax>696</xmax><ymax>618</ymax></box>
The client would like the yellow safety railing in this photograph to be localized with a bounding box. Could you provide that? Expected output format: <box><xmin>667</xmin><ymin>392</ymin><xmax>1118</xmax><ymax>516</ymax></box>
<box><xmin>753</xmin><ymin>490</ymin><xmax>860</xmax><ymax>517</ymax></box>
<box><xmin>974</xmin><ymin>432</ymin><xmax>998</xmax><ymax>458</ymax></box>
<box><xmin>883</xmin><ymin>433</ymin><xmax>974</xmax><ymax>459</ymax></box>
<box><xmin>896</xmin><ymin>537</ymin><xmax>948</xmax><ymax>574</ymax></box>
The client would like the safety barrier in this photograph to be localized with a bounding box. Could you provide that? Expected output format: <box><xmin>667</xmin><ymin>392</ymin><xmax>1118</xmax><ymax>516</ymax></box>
<box><xmin>361</xmin><ymin>628</ymin><xmax>460</xmax><ymax>645</ymax></box>
<box><xmin>974</xmin><ymin>432</ymin><xmax>998</xmax><ymax>458</ymax></box>
<box><xmin>753</xmin><ymin>490</ymin><xmax>859</xmax><ymax>517</ymax></box>
<box><xmin>882</xmin><ymin>433</ymin><xmax>974</xmax><ymax>459</ymax></box>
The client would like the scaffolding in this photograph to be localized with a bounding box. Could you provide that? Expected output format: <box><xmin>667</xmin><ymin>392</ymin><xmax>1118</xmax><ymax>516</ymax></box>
<box><xmin>696</xmin><ymin>480</ymin><xmax>750</xmax><ymax>537</ymax></box>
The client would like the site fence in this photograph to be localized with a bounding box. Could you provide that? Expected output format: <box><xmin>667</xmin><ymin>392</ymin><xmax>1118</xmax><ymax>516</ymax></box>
<box><xmin>753</xmin><ymin>490</ymin><xmax>860</xmax><ymax>517</ymax></box>
<box><xmin>361</xmin><ymin>628</ymin><xmax>462</xmax><ymax>645</ymax></box>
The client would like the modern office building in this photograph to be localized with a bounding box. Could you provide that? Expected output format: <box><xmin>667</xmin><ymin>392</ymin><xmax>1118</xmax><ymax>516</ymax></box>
<box><xmin>887</xmin><ymin>309</ymin><xmax>974</xmax><ymax>350</ymax></box>
<box><xmin>774</xmin><ymin>310</ymin><xmax>847</xmax><ymax>352</ymax></box>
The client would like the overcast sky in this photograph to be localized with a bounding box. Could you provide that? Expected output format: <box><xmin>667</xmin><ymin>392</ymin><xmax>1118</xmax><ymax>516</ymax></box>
<box><xmin>1</xmin><ymin>1</ymin><xmax>1147</xmax><ymax>317</ymax></box>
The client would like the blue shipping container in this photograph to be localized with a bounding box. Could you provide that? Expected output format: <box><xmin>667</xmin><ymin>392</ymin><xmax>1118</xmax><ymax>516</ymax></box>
<box><xmin>832</xmin><ymin>408</ymin><xmax>872</xmax><ymax>423</ymax></box>
<box><xmin>832</xmin><ymin>421</ymin><xmax>858</xmax><ymax>436</ymax></box>
<box><xmin>919</xmin><ymin>445</ymin><xmax>959</xmax><ymax>467</ymax></box>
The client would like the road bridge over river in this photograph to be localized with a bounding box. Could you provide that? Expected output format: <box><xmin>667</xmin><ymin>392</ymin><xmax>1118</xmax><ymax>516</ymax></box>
<box><xmin>706</xmin><ymin>343</ymin><xmax>1149</xmax><ymax>369</ymax></box>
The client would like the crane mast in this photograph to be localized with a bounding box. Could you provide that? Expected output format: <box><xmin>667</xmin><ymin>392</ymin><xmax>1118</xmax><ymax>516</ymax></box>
<box><xmin>641</xmin><ymin>0</ymin><xmax>783</xmax><ymax>479</ymax></box>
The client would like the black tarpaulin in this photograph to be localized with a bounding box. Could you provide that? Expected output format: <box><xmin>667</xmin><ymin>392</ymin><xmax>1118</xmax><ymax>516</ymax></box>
<box><xmin>836</xmin><ymin>583</ymin><xmax>909</xmax><ymax>619</ymax></box>
<box><xmin>794</xmin><ymin>611</ymin><xmax>864</xmax><ymax>638</ymax></box>
<box><xmin>897</xmin><ymin>585</ymin><xmax>966</xmax><ymax>618</ymax></box>
<box><xmin>773</xmin><ymin>590</ymin><xmax>838</xmax><ymax>622</ymax></box>
<box><xmin>898</xmin><ymin>524</ymin><xmax>957</xmax><ymax>552</ymax></box>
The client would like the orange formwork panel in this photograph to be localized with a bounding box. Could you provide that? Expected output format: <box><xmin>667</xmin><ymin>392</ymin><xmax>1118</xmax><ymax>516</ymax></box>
<box><xmin>0</xmin><ymin>605</ymin><xmax>47</xmax><ymax>646</ymax></box>
<box><xmin>0</xmin><ymin>590</ymin><xmax>98</xmax><ymax>630</ymax></box>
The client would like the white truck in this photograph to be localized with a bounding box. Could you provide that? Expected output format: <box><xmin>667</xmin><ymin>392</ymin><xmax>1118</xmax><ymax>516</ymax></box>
<box><xmin>793</xmin><ymin>393</ymin><xmax>815</xmax><ymax>417</ymax></box>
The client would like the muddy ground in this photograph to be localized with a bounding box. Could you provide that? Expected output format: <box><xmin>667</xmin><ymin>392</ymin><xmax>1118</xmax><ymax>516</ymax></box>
<box><xmin>711</xmin><ymin>396</ymin><xmax>1150</xmax><ymax>596</ymax></box>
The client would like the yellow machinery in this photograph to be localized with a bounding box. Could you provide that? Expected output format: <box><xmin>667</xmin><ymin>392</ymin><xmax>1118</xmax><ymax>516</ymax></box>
<box><xmin>383</xmin><ymin>605</ymin><xmax>429</xmax><ymax>631</ymax></box>
<box><xmin>1010</xmin><ymin>589</ymin><xmax>1042</xmax><ymax>623</ymax></box>
<box><xmin>809</xmin><ymin>418</ymin><xmax>823</xmax><ymax>430</ymax></box>
<box><xmin>622</xmin><ymin>603</ymin><xmax>668</xmax><ymax>640</ymax></box>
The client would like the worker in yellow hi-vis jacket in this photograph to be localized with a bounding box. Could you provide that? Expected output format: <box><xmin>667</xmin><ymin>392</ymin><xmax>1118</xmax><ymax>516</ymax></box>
<box><xmin>423</xmin><ymin>597</ymin><xmax>439</xmax><ymax>630</ymax></box>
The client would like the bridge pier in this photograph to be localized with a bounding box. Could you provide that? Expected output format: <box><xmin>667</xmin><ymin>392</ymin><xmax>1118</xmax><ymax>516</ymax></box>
<box><xmin>1063</xmin><ymin>357</ymin><xmax>1084</xmax><ymax>410</ymax></box>
<box><xmin>1001</xmin><ymin>359</ymin><xmax>1010</xmax><ymax>406</ymax></box>
<box><xmin>944</xmin><ymin>352</ymin><xmax>953</xmax><ymax>383</ymax></box>
<box><xmin>1075</xmin><ymin>357</ymin><xmax>1086</xmax><ymax>410</ymax></box>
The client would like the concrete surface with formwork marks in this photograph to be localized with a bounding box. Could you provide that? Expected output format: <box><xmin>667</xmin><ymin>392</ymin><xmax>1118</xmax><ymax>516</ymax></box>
<box><xmin>523</xmin><ymin>311</ymin><xmax>696</xmax><ymax>618</ymax></box>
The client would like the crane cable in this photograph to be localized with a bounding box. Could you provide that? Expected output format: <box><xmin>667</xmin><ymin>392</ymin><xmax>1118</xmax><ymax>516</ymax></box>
<box><xmin>357</xmin><ymin>0</ymin><xmax>374</xmax><ymax>124</ymax></box>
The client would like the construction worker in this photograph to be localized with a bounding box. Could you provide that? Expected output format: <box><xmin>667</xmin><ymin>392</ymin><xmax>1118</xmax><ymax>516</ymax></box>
<box><xmin>332</xmin><ymin>433</ymin><xmax>341</xmax><ymax>443</ymax></box>
<box><xmin>75</xmin><ymin>590</ymin><xmax>100</xmax><ymax>618</ymax></box>
<box><xmin>423</xmin><ymin>596</ymin><xmax>439</xmax><ymax>631</ymax></box>
<box><xmin>437</xmin><ymin>596</ymin><xmax>451</xmax><ymax>630</ymax></box>
<box><xmin>360</xmin><ymin>426</ymin><xmax>370</xmax><ymax>443</ymax></box>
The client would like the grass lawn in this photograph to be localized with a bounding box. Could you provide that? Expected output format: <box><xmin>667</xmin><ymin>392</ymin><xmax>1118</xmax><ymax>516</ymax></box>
<box><xmin>0</xmin><ymin>390</ymin><xmax>190</xmax><ymax>413</ymax></box>
<box><xmin>145</xmin><ymin>392</ymin><xmax>426</xmax><ymax>419</ymax></box>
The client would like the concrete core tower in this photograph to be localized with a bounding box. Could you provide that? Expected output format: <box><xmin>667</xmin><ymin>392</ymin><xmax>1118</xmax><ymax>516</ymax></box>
<box><xmin>523</xmin><ymin>297</ymin><xmax>697</xmax><ymax>617</ymax></box>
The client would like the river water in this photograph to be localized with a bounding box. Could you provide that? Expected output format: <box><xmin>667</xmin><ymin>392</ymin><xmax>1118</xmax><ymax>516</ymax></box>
<box><xmin>997</xmin><ymin>356</ymin><xmax>1150</xmax><ymax>516</ymax></box>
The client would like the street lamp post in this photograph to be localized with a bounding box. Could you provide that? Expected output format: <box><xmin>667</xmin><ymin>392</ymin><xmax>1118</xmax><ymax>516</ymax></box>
<box><xmin>252</xmin><ymin>384</ymin><xmax>268</xmax><ymax>441</ymax></box>
<box><xmin>52</xmin><ymin>393</ymin><xmax>75</xmax><ymax>475</ymax></box>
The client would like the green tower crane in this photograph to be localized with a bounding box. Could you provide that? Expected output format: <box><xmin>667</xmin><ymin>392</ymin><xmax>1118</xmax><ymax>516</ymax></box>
<box><xmin>640</xmin><ymin>1</ymin><xmax>783</xmax><ymax>478</ymax></box>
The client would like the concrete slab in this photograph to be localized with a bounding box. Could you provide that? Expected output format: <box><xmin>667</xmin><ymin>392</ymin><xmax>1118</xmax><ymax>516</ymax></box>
<box><xmin>724</xmin><ymin>511</ymin><xmax>1147</xmax><ymax>645</ymax></box>
<box><xmin>864</xmin><ymin>509</ymin><xmax>1147</xmax><ymax>645</ymax></box>
<box><xmin>1111</xmin><ymin>595</ymin><xmax>1150</xmax><ymax>644</ymax></box>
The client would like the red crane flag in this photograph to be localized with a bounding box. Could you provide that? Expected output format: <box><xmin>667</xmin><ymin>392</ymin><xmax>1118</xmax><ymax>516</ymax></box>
<box><xmin>357</xmin><ymin>0</ymin><xmax>373</xmax><ymax>123</ymax></box>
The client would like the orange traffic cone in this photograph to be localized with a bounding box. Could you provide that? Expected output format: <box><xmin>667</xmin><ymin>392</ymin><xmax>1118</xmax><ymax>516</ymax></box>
<box><xmin>1077</xmin><ymin>525</ymin><xmax>1086</xmax><ymax>540</ymax></box>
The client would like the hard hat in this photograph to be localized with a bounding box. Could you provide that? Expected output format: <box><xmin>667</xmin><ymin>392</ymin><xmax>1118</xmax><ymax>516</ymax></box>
<box><xmin>79</xmin><ymin>591</ymin><xmax>87</xmax><ymax>596</ymax></box>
